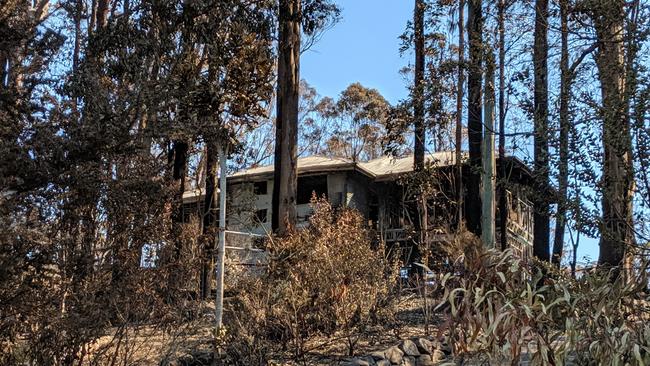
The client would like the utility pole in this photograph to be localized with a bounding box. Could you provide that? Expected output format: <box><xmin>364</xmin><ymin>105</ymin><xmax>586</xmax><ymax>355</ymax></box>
<box><xmin>456</xmin><ymin>0</ymin><xmax>465</xmax><ymax>229</ymax></box>
<box><xmin>482</xmin><ymin>49</ymin><xmax>496</xmax><ymax>248</ymax></box>
<box><xmin>215</xmin><ymin>143</ymin><xmax>228</xmax><ymax>330</ymax></box>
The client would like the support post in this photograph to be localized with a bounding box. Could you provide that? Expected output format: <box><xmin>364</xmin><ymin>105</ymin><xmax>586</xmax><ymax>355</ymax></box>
<box><xmin>215</xmin><ymin>143</ymin><xmax>228</xmax><ymax>330</ymax></box>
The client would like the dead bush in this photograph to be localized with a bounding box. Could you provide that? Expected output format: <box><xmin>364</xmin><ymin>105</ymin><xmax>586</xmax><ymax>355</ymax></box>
<box><xmin>221</xmin><ymin>199</ymin><xmax>398</xmax><ymax>363</ymax></box>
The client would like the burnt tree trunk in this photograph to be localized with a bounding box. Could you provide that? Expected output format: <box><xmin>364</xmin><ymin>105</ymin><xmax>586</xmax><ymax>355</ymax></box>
<box><xmin>497</xmin><ymin>0</ymin><xmax>508</xmax><ymax>251</ymax></box>
<box><xmin>412</xmin><ymin>0</ymin><xmax>426</xmax><ymax>267</ymax></box>
<box><xmin>553</xmin><ymin>0</ymin><xmax>570</xmax><ymax>266</ymax></box>
<box><xmin>466</xmin><ymin>0</ymin><xmax>483</xmax><ymax>237</ymax></box>
<box><xmin>272</xmin><ymin>0</ymin><xmax>300</xmax><ymax>235</ymax></box>
<box><xmin>200</xmin><ymin>138</ymin><xmax>218</xmax><ymax>299</ymax></box>
<box><xmin>533</xmin><ymin>0</ymin><xmax>550</xmax><ymax>262</ymax></box>
<box><xmin>414</xmin><ymin>0</ymin><xmax>425</xmax><ymax>172</ymax></box>
<box><xmin>171</xmin><ymin>140</ymin><xmax>189</xmax><ymax>257</ymax></box>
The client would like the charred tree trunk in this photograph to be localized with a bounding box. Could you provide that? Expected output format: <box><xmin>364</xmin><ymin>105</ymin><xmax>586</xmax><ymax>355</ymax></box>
<box><xmin>497</xmin><ymin>0</ymin><xmax>508</xmax><ymax>251</ymax></box>
<box><xmin>412</xmin><ymin>0</ymin><xmax>426</xmax><ymax>268</ymax></box>
<box><xmin>590</xmin><ymin>0</ymin><xmax>635</xmax><ymax>275</ymax></box>
<box><xmin>272</xmin><ymin>0</ymin><xmax>300</xmax><ymax>235</ymax></box>
<box><xmin>171</xmin><ymin>140</ymin><xmax>189</xmax><ymax>257</ymax></box>
<box><xmin>466</xmin><ymin>0</ymin><xmax>483</xmax><ymax>237</ymax></box>
<box><xmin>200</xmin><ymin>139</ymin><xmax>218</xmax><ymax>300</ymax></box>
<box><xmin>553</xmin><ymin>0</ymin><xmax>570</xmax><ymax>266</ymax></box>
<box><xmin>414</xmin><ymin>0</ymin><xmax>425</xmax><ymax>172</ymax></box>
<box><xmin>533</xmin><ymin>0</ymin><xmax>550</xmax><ymax>262</ymax></box>
<box><xmin>96</xmin><ymin>0</ymin><xmax>110</xmax><ymax>30</ymax></box>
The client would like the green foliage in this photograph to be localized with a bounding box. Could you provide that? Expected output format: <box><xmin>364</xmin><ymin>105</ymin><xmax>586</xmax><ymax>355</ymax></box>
<box><xmin>435</xmin><ymin>238</ymin><xmax>650</xmax><ymax>365</ymax></box>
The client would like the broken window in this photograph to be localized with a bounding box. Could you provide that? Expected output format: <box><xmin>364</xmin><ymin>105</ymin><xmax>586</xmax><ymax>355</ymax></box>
<box><xmin>253</xmin><ymin>181</ymin><xmax>267</xmax><ymax>195</ymax></box>
<box><xmin>297</xmin><ymin>175</ymin><xmax>328</xmax><ymax>204</ymax></box>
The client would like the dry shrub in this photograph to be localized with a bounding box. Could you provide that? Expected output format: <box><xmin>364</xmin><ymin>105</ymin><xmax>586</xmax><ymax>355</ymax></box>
<box><xmin>434</xmin><ymin>237</ymin><xmax>650</xmax><ymax>365</ymax></box>
<box><xmin>221</xmin><ymin>199</ymin><xmax>398</xmax><ymax>363</ymax></box>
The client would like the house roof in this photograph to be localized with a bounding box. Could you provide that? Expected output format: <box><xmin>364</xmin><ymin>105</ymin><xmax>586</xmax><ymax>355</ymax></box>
<box><xmin>229</xmin><ymin>155</ymin><xmax>375</xmax><ymax>182</ymax></box>
<box><xmin>359</xmin><ymin>151</ymin><xmax>461</xmax><ymax>181</ymax></box>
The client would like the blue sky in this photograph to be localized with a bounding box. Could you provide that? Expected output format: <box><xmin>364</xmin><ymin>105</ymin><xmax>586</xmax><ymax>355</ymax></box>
<box><xmin>301</xmin><ymin>0</ymin><xmax>411</xmax><ymax>104</ymax></box>
<box><xmin>300</xmin><ymin>0</ymin><xmax>600</xmax><ymax>265</ymax></box>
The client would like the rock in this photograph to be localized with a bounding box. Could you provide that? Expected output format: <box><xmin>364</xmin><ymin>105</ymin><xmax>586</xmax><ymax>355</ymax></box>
<box><xmin>369</xmin><ymin>350</ymin><xmax>386</xmax><ymax>361</ymax></box>
<box><xmin>385</xmin><ymin>346</ymin><xmax>404</xmax><ymax>364</ymax></box>
<box><xmin>439</xmin><ymin>342</ymin><xmax>452</xmax><ymax>355</ymax></box>
<box><xmin>415</xmin><ymin>355</ymin><xmax>436</xmax><ymax>366</ymax></box>
<box><xmin>414</xmin><ymin>338</ymin><xmax>433</xmax><ymax>355</ymax></box>
<box><xmin>400</xmin><ymin>339</ymin><xmax>421</xmax><ymax>357</ymax></box>
<box><xmin>376</xmin><ymin>360</ymin><xmax>392</xmax><ymax>366</ymax></box>
<box><xmin>340</xmin><ymin>358</ymin><xmax>370</xmax><ymax>366</ymax></box>
<box><xmin>400</xmin><ymin>356</ymin><xmax>416</xmax><ymax>366</ymax></box>
<box><xmin>436</xmin><ymin>336</ymin><xmax>452</xmax><ymax>355</ymax></box>
<box><xmin>431</xmin><ymin>350</ymin><xmax>445</xmax><ymax>362</ymax></box>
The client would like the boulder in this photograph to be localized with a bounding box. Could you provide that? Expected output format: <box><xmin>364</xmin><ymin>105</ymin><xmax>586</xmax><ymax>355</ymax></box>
<box><xmin>431</xmin><ymin>350</ymin><xmax>445</xmax><ymax>362</ymax></box>
<box><xmin>400</xmin><ymin>356</ymin><xmax>416</xmax><ymax>366</ymax></box>
<box><xmin>413</xmin><ymin>338</ymin><xmax>433</xmax><ymax>355</ymax></box>
<box><xmin>340</xmin><ymin>358</ymin><xmax>370</xmax><ymax>366</ymax></box>
<box><xmin>436</xmin><ymin>336</ymin><xmax>452</xmax><ymax>355</ymax></box>
<box><xmin>369</xmin><ymin>350</ymin><xmax>386</xmax><ymax>361</ymax></box>
<box><xmin>415</xmin><ymin>355</ymin><xmax>436</xmax><ymax>366</ymax></box>
<box><xmin>385</xmin><ymin>346</ymin><xmax>404</xmax><ymax>364</ymax></box>
<box><xmin>399</xmin><ymin>339</ymin><xmax>421</xmax><ymax>357</ymax></box>
<box><xmin>376</xmin><ymin>360</ymin><xmax>392</xmax><ymax>366</ymax></box>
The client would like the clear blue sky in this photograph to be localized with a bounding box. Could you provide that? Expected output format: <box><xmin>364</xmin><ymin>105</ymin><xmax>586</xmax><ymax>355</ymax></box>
<box><xmin>301</xmin><ymin>0</ymin><xmax>411</xmax><ymax>104</ymax></box>
<box><xmin>301</xmin><ymin>0</ymin><xmax>599</xmax><ymax>265</ymax></box>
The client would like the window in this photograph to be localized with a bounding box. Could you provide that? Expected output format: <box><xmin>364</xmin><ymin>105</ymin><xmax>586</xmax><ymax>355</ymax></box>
<box><xmin>255</xmin><ymin>209</ymin><xmax>268</xmax><ymax>223</ymax></box>
<box><xmin>253</xmin><ymin>181</ymin><xmax>267</xmax><ymax>195</ymax></box>
<box><xmin>297</xmin><ymin>175</ymin><xmax>328</xmax><ymax>204</ymax></box>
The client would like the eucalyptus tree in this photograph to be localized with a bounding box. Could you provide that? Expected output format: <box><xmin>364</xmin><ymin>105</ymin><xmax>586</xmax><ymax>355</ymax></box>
<box><xmin>533</xmin><ymin>0</ymin><xmax>550</xmax><ymax>261</ymax></box>
<box><xmin>583</xmin><ymin>0</ymin><xmax>636</xmax><ymax>273</ymax></box>
<box><xmin>272</xmin><ymin>0</ymin><xmax>340</xmax><ymax>235</ymax></box>
<box><xmin>466</xmin><ymin>0</ymin><xmax>484</xmax><ymax>237</ymax></box>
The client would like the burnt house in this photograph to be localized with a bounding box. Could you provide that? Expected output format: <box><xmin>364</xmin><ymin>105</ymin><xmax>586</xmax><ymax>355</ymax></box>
<box><xmin>183</xmin><ymin>152</ymin><xmax>535</xmax><ymax>264</ymax></box>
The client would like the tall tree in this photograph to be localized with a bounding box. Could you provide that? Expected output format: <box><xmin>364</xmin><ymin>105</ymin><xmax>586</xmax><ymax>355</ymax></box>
<box><xmin>497</xmin><ymin>0</ymin><xmax>508</xmax><ymax>250</ymax></box>
<box><xmin>413</xmin><ymin>0</ymin><xmax>427</xmax><ymax>273</ymax></box>
<box><xmin>482</xmin><ymin>48</ymin><xmax>496</xmax><ymax>248</ymax></box>
<box><xmin>272</xmin><ymin>0</ymin><xmax>301</xmax><ymax>235</ymax></box>
<box><xmin>414</xmin><ymin>0</ymin><xmax>426</xmax><ymax>172</ymax></box>
<box><xmin>533</xmin><ymin>0</ymin><xmax>550</xmax><ymax>262</ymax></box>
<box><xmin>588</xmin><ymin>0</ymin><xmax>636</xmax><ymax>273</ymax></box>
<box><xmin>466</xmin><ymin>0</ymin><xmax>483</xmax><ymax>237</ymax></box>
<box><xmin>553</xmin><ymin>1</ymin><xmax>597</xmax><ymax>266</ymax></box>
<box><xmin>553</xmin><ymin>0</ymin><xmax>571</xmax><ymax>266</ymax></box>
<box><xmin>323</xmin><ymin>83</ymin><xmax>390</xmax><ymax>161</ymax></box>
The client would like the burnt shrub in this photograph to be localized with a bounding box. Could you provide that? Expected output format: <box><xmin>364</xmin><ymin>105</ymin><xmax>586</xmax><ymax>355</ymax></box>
<box><xmin>221</xmin><ymin>199</ymin><xmax>398</xmax><ymax>363</ymax></box>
